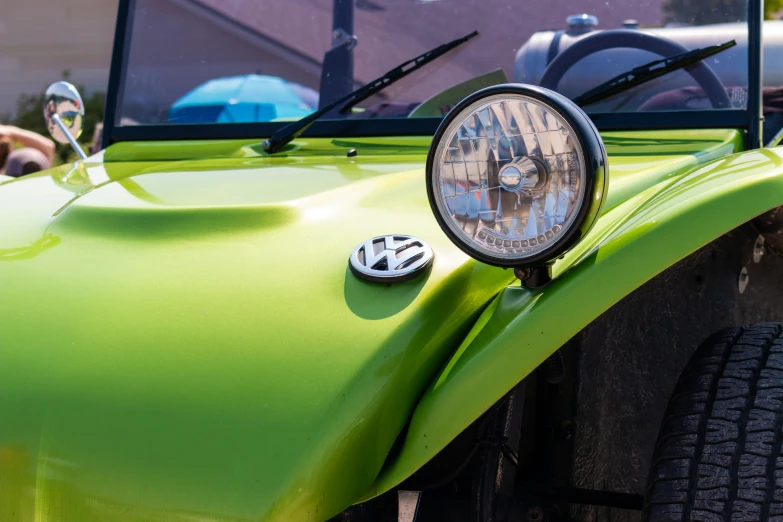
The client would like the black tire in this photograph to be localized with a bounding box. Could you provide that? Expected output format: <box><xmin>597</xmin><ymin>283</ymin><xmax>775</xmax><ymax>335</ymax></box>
<box><xmin>644</xmin><ymin>324</ymin><xmax>783</xmax><ymax>522</ymax></box>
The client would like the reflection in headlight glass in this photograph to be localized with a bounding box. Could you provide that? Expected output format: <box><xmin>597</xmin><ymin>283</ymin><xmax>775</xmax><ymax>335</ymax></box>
<box><xmin>432</xmin><ymin>94</ymin><xmax>587</xmax><ymax>260</ymax></box>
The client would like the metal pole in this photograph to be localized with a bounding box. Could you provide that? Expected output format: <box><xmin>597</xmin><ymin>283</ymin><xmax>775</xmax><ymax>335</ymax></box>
<box><xmin>333</xmin><ymin>0</ymin><xmax>354</xmax><ymax>42</ymax></box>
<box><xmin>747</xmin><ymin>0</ymin><xmax>763</xmax><ymax>150</ymax></box>
<box><xmin>319</xmin><ymin>0</ymin><xmax>356</xmax><ymax>109</ymax></box>
<box><xmin>53</xmin><ymin>114</ymin><xmax>88</xmax><ymax>160</ymax></box>
<box><xmin>103</xmin><ymin>0</ymin><xmax>135</xmax><ymax>149</ymax></box>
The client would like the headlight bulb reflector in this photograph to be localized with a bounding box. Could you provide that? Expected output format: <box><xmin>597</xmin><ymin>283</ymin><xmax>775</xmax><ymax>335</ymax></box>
<box><xmin>426</xmin><ymin>85</ymin><xmax>607</xmax><ymax>268</ymax></box>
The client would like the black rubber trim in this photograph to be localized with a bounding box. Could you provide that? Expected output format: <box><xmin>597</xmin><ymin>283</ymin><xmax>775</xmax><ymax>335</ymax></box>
<box><xmin>425</xmin><ymin>83</ymin><xmax>608</xmax><ymax>269</ymax></box>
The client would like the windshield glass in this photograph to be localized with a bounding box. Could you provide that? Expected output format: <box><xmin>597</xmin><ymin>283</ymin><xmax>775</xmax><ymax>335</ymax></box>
<box><xmin>115</xmin><ymin>0</ymin><xmax>751</xmax><ymax>129</ymax></box>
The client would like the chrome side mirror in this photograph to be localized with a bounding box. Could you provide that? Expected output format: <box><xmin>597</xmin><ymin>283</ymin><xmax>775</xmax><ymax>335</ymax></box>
<box><xmin>43</xmin><ymin>81</ymin><xmax>87</xmax><ymax>160</ymax></box>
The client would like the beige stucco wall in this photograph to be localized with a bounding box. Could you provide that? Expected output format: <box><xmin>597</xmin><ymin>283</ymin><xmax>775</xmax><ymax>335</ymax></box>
<box><xmin>0</xmin><ymin>0</ymin><xmax>119</xmax><ymax>118</ymax></box>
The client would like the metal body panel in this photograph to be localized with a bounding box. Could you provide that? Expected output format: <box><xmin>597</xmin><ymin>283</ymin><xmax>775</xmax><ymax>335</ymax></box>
<box><xmin>369</xmin><ymin>144</ymin><xmax>783</xmax><ymax>497</ymax></box>
<box><xmin>0</xmin><ymin>131</ymin><xmax>750</xmax><ymax>521</ymax></box>
<box><xmin>0</xmin><ymin>137</ymin><xmax>514</xmax><ymax>522</ymax></box>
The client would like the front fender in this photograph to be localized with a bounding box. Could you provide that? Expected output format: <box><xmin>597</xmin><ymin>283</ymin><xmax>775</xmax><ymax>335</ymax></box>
<box><xmin>368</xmin><ymin>146</ymin><xmax>783</xmax><ymax>496</ymax></box>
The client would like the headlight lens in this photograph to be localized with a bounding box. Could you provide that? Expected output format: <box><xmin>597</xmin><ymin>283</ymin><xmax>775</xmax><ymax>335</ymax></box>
<box><xmin>426</xmin><ymin>85</ymin><xmax>607</xmax><ymax>268</ymax></box>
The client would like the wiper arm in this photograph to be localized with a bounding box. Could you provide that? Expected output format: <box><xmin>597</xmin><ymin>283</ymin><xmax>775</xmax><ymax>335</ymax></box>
<box><xmin>573</xmin><ymin>40</ymin><xmax>736</xmax><ymax>107</ymax></box>
<box><xmin>263</xmin><ymin>30</ymin><xmax>479</xmax><ymax>154</ymax></box>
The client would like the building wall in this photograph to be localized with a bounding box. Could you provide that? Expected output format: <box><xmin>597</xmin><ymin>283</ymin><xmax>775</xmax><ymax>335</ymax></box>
<box><xmin>0</xmin><ymin>0</ymin><xmax>119</xmax><ymax>118</ymax></box>
<box><xmin>200</xmin><ymin>0</ymin><xmax>664</xmax><ymax>103</ymax></box>
<box><xmin>0</xmin><ymin>0</ymin><xmax>668</xmax><ymax>120</ymax></box>
<box><xmin>121</xmin><ymin>0</ymin><xmax>323</xmax><ymax>124</ymax></box>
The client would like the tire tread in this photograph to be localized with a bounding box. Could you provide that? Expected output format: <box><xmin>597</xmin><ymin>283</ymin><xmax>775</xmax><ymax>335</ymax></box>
<box><xmin>644</xmin><ymin>325</ymin><xmax>783</xmax><ymax>522</ymax></box>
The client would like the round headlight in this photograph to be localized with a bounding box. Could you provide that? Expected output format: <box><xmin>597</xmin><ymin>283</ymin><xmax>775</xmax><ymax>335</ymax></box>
<box><xmin>426</xmin><ymin>84</ymin><xmax>607</xmax><ymax>268</ymax></box>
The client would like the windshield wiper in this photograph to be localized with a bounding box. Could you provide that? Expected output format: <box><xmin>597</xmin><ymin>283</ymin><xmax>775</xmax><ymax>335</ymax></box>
<box><xmin>263</xmin><ymin>30</ymin><xmax>479</xmax><ymax>154</ymax></box>
<box><xmin>572</xmin><ymin>40</ymin><xmax>736</xmax><ymax>107</ymax></box>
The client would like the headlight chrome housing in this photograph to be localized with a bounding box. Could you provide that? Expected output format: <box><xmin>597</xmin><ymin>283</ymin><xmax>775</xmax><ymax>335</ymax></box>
<box><xmin>426</xmin><ymin>84</ymin><xmax>607</xmax><ymax>269</ymax></box>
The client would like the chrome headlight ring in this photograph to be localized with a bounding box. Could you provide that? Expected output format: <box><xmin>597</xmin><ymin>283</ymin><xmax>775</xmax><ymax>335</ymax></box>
<box><xmin>426</xmin><ymin>84</ymin><xmax>608</xmax><ymax>269</ymax></box>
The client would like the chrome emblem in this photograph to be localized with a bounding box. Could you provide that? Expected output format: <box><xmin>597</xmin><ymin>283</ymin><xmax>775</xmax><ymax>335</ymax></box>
<box><xmin>349</xmin><ymin>235</ymin><xmax>434</xmax><ymax>283</ymax></box>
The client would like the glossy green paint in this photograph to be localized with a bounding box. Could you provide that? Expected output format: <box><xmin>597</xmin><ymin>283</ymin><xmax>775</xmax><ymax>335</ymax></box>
<box><xmin>370</xmin><ymin>144</ymin><xmax>783</xmax><ymax>498</ymax></box>
<box><xmin>0</xmin><ymin>130</ymin><xmax>752</xmax><ymax>521</ymax></box>
<box><xmin>0</xmin><ymin>137</ymin><xmax>514</xmax><ymax>522</ymax></box>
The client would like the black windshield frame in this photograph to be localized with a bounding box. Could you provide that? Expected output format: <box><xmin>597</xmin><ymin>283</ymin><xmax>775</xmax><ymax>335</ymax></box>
<box><xmin>102</xmin><ymin>0</ymin><xmax>763</xmax><ymax>150</ymax></box>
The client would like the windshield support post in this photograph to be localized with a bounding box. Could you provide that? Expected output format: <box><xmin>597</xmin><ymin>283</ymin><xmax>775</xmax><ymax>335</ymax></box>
<box><xmin>103</xmin><ymin>0</ymin><xmax>135</xmax><ymax>149</ymax></box>
<box><xmin>747</xmin><ymin>0</ymin><xmax>763</xmax><ymax>150</ymax></box>
<box><xmin>319</xmin><ymin>0</ymin><xmax>356</xmax><ymax>110</ymax></box>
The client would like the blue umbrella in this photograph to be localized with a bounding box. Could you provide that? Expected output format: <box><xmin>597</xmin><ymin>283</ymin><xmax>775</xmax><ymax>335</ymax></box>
<box><xmin>168</xmin><ymin>75</ymin><xmax>318</xmax><ymax>124</ymax></box>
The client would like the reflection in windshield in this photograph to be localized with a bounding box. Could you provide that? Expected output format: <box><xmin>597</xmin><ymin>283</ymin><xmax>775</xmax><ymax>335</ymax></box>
<box><xmin>168</xmin><ymin>75</ymin><xmax>318</xmax><ymax>124</ymax></box>
<box><xmin>118</xmin><ymin>0</ymin><xmax>754</xmax><ymax>127</ymax></box>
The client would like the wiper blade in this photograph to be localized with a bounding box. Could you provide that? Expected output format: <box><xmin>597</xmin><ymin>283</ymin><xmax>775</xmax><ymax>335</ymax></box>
<box><xmin>263</xmin><ymin>30</ymin><xmax>479</xmax><ymax>154</ymax></box>
<box><xmin>573</xmin><ymin>39</ymin><xmax>736</xmax><ymax>107</ymax></box>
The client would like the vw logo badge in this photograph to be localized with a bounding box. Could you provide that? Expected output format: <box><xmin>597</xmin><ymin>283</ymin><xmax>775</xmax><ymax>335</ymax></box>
<box><xmin>349</xmin><ymin>235</ymin><xmax>434</xmax><ymax>283</ymax></box>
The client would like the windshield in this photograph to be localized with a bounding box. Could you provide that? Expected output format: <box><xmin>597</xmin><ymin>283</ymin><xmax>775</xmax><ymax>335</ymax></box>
<box><xmin>112</xmin><ymin>0</ymin><xmax>754</xmax><ymax>133</ymax></box>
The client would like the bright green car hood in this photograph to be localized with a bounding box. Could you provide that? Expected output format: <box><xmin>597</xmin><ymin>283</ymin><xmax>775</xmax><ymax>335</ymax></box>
<box><xmin>0</xmin><ymin>131</ymin><xmax>741</xmax><ymax>522</ymax></box>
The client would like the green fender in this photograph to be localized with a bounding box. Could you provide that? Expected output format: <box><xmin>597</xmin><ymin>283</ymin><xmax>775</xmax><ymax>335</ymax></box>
<box><xmin>368</xmin><ymin>146</ymin><xmax>783</xmax><ymax>496</ymax></box>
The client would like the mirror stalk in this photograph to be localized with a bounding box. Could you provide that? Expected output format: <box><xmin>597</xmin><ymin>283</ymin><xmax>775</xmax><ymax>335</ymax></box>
<box><xmin>52</xmin><ymin>114</ymin><xmax>88</xmax><ymax>160</ymax></box>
